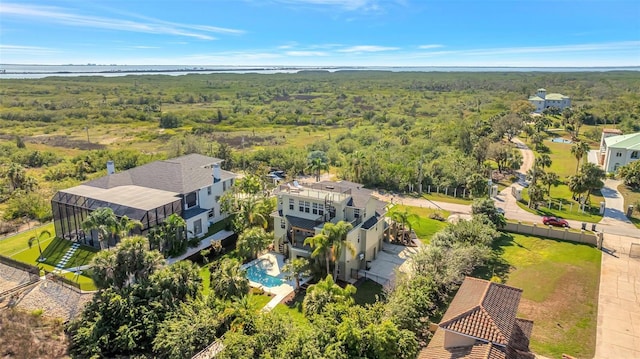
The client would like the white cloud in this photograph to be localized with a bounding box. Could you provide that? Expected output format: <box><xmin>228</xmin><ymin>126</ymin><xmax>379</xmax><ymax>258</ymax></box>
<box><xmin>0</xmin><ymin>3</ymin><xmax>244</xmax><ymax>40</ymax></box>
<box><xmin>418</xmin><ymin>44</ymin><xmax>444</xmax><ymax>49</ymax></box>
<box><xmin>286</xmin><ymin>51</ymin><xmax>329</xmax><ymax>56</ymax></box>
<box><xmin>0</xmin><ymin>44</ymin><xmax>58</xmax><ymax>54</ymax></box>
<box><xmin>337</xmin><ymin>45</ymin><xmax>399</xmax><ymax>53</ymax></box>
<box><xmin>274</xmin><ymin>0</ymin><xmax>374</xmax><ymax>11</ymax></box>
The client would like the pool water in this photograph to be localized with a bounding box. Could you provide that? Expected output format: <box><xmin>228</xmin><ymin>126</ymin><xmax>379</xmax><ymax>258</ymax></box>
<box><xmin>551</xmin><ymin>137</ymin><xmax>572</xmax><ymax>144</ymax></box>
<box><xmin>245</xmin><ymin>263</ymin><xmax>285</xmax><ymax>287</ymax></box>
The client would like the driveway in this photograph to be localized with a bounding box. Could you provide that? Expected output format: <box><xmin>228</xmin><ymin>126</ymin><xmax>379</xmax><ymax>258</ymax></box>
<box><xmin>595</xmin><ymin>233</ymin><xmax>640</xmax><ymax>358</ymax></box>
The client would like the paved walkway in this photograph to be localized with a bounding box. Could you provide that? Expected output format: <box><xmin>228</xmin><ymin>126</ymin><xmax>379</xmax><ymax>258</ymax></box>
<box><xmin>595</xmin><ymin>233</ymin><xmax>640</xmax><ymax>358</ymax></box>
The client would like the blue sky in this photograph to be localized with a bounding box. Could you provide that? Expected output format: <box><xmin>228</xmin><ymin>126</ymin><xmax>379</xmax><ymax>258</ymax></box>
<box><xmin>1</xmin><ymin>0</ymin><xmax>639</xmax><ymax>66</ymax></box>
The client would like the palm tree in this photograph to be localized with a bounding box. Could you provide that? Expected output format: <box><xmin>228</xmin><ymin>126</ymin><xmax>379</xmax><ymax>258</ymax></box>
<box><xmin>282</xmin><ymin>257</ymin><xmax>311</xmax><ymax>291</ymax></box>
<box><xmin>302</xmin><ymin>275</ymin><xmax>356</xmax><ymax>316</ymax></box>
<box><xmin>114</xmin><ymin>215</ymin><xmax>143</xmax><ymax>240</ymax></box>
<box><xmin>535</xmin><ymin>154</ymin><xmax>552</xmax><ymax>169</ymax></box>
<box><xmin>239</xmin><ymin>196</ymin><xmax>270</xmax><ymax>230</ymax></box>
<box><xmin>540</xmin><ymin>172</ymin><xmax>560</xmax><ymax>197</ymax></box>
<box><xmin>210</xmin><ymin>258</ymin><xmax>249</xmax><ymax>300</ymax></box>
<box><xmin>304</xmin><ymin>232</ymin><xmax>332</xmax><ymax>277</ymax></box>
<box><xmin>236</xmin><ymin>227</ymin><xmax>272</xmax><ymax>260</ymax></box>
<box><xmin>581</xmin><ymin>162</ymin><xmax>606</xmax><ymax>204</ymax></box>
<box><xmin>568</xmin><ymin>172</ymin><xmax>589</xmax><ymax>203</ymax></box>
<box><xmin>324</xmin><ymin>221</ymin><xmax>355</xmax><ymax>281</ymax></box>
<box><xmin>28</xmin><ymin>229</ymin><xmax>51</xmax><ymax>263</ymax></box>
<box><xmin>307</xmin><ymin>157</ymin><xmax>329</xmax><ymax>182</ymax></box>
<box><xmin>82</xmin><ymin>207</ymin><xmax>118</xmax><ymax>249</ymax></box>
<box><xmin>391</xmin><ymin>209</ymin><xmax>418</xmax><ymax>243</ymax></box>
<box><xmin>350</xmin><ymin>151</ymin><xmax>366</xmax><ymax>182</ymax></box>
<box><xmin>164</xmin><ymin>214</ymin><xmax>188</xmax><ymax>256</ymax></box>
<box><xmin>570</xmin><ymin>141</ymin><xmax>590</xmax><ymax>174</ymax></box>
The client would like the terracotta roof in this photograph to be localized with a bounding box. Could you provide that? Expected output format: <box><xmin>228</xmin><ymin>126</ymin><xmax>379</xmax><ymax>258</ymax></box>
<box><xmin>417</xmin><ymin>329</ymin><xmax>506</xmax><ymax>359</ymax></box>
<box><xmin>439</xmin><ymin>277</ymin><xmax>522</xmax><ymax>345</ymax></box>
<box><xmin>420</xmin><ymin>277</ymin><xmax>534</xmax><ymax>359</ymax></box>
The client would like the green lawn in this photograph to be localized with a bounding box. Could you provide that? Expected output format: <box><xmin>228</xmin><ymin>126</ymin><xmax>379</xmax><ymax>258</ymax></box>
<box><xmin>353</xmin><ymin>279</ymin><xmax>384</xmax><ymax>306</ymax></box>
<box><xmin>495</xmin><ymin>233</ymin><xmax>601</xmax><ymax>358</ymax></box>
<box><xmin>387</xmin><ymin>205</ymin><xmax>449</xmax><ymax>243</ymax></box>
<box><xmin>1</xmin><ymin>227</ymin><xmax>98</xmax><ymax>291</ymax></box>
<box><xmin>519</xmin><ymin>185</ymin><xmax>604</xmax><ymax>223</ymax></box>
<box><xmin>545</xmin><ymin>140</ymin><xmax>582</xmax><ymax>179</ymax></box>
<box><xmin>0</xmin><ymin>223</ymin><xmax>56</xmax><ymax>257</ymax></box>
<box><xmin>617</xmin><ymin>184</ymin><xmax>640</xmax><ymax>229</ymax></box>
<box><xmin>420</xmin><ymin>192</ymin><xmax>473</xmax><ymax>205</ymax></box>
<box><xmin>272</xmin><ymin>293</ymin><xmax>310</xmax><ymax>328</ymax></box>
<box><xmin>248</xmin><ymin>292</ymin><xmax>273</xmax><ymax>310</ymax></box>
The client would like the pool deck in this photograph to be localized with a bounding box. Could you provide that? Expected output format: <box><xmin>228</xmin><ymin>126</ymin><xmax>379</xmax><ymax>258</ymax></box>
<box><xmin>243</xmin><ymin>252</ymin><xmax>311</xmax><ymax>311</ymax></box>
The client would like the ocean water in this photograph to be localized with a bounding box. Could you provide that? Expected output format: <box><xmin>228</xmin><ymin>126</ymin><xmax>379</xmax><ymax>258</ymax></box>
<box><xmin>0</xmin><ymin>64</ymin><xmax>638</xmax><ymax>79</ymax></box>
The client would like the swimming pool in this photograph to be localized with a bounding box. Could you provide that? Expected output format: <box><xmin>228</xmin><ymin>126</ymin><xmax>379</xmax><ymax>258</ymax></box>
<box><xmin>551</xmin><ymin>137</ymin><xmax>572</xmax><ymax>144</ymax></box>
<box><xmin>245</xmin><ymin>263</ymin><xmax>285</xmax><ymax>287</ymax></box>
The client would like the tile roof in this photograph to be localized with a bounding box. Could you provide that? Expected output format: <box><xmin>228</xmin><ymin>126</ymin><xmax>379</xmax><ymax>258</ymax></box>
<box><xmin>528</xmin><ymin>96</ymin><xmax>544</xmax><ymax>102</ymax></box>
<box><xmin>420</xmin><ymin>277</ymin><xmax>534</xmax><ymax>359</ymax></box>
<box><xmin>604</xmin><ymin>132</ymin><xmax>640</xmax><ymax>150</ymax></box>
<box><xmin>85</xmin><ymin>153</ymin><xmax>235</xmax><ymax>194</ymax></box>
<box><xmin>439</xmin><ymin>277</ymin><xmax>523</xmax><ymax>345</ymax></box>
<box><xmin>417</xmin><ymin>329</ymin><xmax>506</xmax><ymax>359</ymax></box>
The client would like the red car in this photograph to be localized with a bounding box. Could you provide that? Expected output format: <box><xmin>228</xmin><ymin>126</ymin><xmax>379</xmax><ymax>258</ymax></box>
<box><xmin>542</xmin><ymin>216</ymin><xmax>569</xmax><ymax>228</ymax></box>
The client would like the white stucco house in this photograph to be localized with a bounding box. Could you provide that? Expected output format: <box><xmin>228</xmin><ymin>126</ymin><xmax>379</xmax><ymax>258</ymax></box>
<box><xmin>52</xmin><ymin>154</ymin><xmax>236</xmax><ymax>249</ymax></box>
<box><xmin>599</xmin><ymin>132</ymin><xmax>640</xmax><ymax>173</ymax></box>
<box><xmin>271</xmin><ymin>180</ymin><xmax>387</xmax><ymax>282</ymax></box>
<box><xmin>528</xmin><ymin>88</ymin><xmax>571</xmax><ymax>113</ymax></box>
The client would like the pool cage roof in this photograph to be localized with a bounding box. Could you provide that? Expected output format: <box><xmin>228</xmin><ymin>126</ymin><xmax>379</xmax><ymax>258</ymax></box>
<box><xmin>52</xmin><ymin>185</ymin><xmax>182</xmax><ymax>221</ymax></box>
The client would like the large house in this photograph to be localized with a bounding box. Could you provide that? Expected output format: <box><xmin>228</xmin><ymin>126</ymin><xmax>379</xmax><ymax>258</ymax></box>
<box><xmin>598</xmin><ymin>131</ymin><xmax>640</xmax><ymax>173</ymax></box>
<box><xmin>51</xmin><ymin>154</ymin><xmax>236</xmax><ymax>248</ymax></box>
<box><xmin>528</xmin><ymin>88</ymin><xmax>571</xmax><ymax>113</ymax></box>
<box><xmin>419</xmin><ymin>277</ymin><xmax>535</xmax><ymax>359</ymax></box>
<box><xmin>271</xmin><ymin>180</ymin><xmax>387</xmax><ymax>282</ymax></box>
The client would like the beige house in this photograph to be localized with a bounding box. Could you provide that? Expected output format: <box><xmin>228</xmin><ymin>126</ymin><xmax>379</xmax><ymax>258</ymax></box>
<box><xmin>419</xmin><ymin>277</ymin><xmax>535</xmax><ymax>359</ymax></box>
<box><xmin>271</xmin><ymin>181</ymin><xmax>387</xmax><ymax>282</ymax></box>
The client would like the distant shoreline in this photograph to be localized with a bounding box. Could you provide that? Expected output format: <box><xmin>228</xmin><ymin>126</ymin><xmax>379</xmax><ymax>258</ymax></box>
<box><xmin>1</xmin><ymin>64</ymin><xmax>638</xmax><ymax>79</ymax></box>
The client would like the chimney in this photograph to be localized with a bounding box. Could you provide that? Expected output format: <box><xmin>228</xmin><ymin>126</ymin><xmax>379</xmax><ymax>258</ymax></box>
<box><xmin>212</xmin><ymin>163</ymin><xmax>221</xmax><ymax>183</ymax></box>
<box><xmin>106</xmin><ymin>160</ymin><xmax>115</xmax><ymax>175</ymax></box>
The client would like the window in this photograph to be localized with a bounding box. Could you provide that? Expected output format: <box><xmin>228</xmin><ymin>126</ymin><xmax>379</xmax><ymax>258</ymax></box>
<box><xmin>312</xmin><ymin>202</ymin><xmax>318</xmax><ymax>214</ymax></box>
<box><xmin>289</xmin><ymin>198</ymin><xmax>295</xmax><ymax>210</ymax></box>
<box><xmin>207</xmin><ymin>186</ymin><xmax>212</xmax><ymax>195</ymax></box>
<box><xmin>193</xmin><ymin>219</ymin><xmax>202</xmax><ymax>235</ymax></box>
<box><xmin>354</xmin><ymin>208</ymin><xmax>360</xmax><ymax>218</ymax></box>
<box><xmin>318</xmin><ymin>204</ymin><xmax>324</xmax><ymax>216</ymax></box>
<box><xmin>632</xmin><ymin>151</ymin><xmax>639</xmax><ymax>159</ymax></box>
<box><xmin>305</xmin><ymin>201</ymin><xmax>310</xmax><ymax>213</ymax></box>
<box><xmin>208</xmin><ymin>209</ymin><xmax>215</xmax><ymax>218</ymax></box>
<box><xmin>616</xmin><ymin>152</ymin><xmax>623</xmax><ymax>157</ymax></box>
<box><xmin>185</xmin><ymin>192</ymin><xmax>197</xmax><ymax>208</ymax></box>
<box><xmin>299</xmin><ymin>200</ymin><xmax>304</xmax><ymax>212</ymax></box>
<box><xmin>281</xmin><ymin>219</ymin><xmax>285</xmax><ymax>229</ymax></box>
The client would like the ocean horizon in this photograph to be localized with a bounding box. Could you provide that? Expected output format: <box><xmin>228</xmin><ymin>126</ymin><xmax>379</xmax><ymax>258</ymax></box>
<box><xmin>1</xmin><ymin>64</ymin><xmax>638</xmax><ymax>79</ymax></box>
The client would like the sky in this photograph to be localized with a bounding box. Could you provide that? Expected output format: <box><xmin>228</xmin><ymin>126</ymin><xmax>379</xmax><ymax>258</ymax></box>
<box><xmin>1</xmin><ymin>0</ymin><xmax>639</xmax><ymax>67</ymax></box>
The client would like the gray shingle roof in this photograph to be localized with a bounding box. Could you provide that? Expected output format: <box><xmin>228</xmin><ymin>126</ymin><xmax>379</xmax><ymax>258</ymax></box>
<box><xmin>85</xmin><ymin>153</ymin><xmax>235</xmax><ymax>194</ymax></box>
